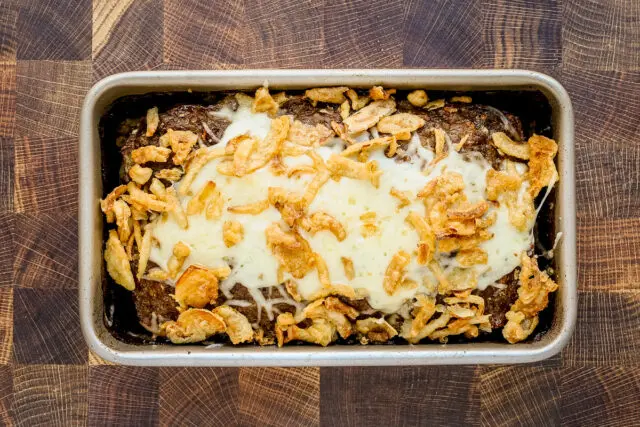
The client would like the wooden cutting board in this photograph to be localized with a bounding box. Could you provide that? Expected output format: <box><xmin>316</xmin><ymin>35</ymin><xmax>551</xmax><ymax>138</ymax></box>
<box><xmin>0</xmin><ymin>0</ymin><xmax>638</xmax><ymax>425</ymax></box>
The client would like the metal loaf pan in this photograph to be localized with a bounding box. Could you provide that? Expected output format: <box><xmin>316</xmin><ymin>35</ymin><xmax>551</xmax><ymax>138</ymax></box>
<box><xmin>79</xmin><ymin>69</ymin><xmax>576</xmax><ymax>366</ymax></box>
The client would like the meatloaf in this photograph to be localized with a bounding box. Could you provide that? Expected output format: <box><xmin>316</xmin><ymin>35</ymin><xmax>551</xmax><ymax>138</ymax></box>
<box><xmin>100</xmin><ymin>86</ymin><xmax>559</xmax><ymax>346</ymax></box>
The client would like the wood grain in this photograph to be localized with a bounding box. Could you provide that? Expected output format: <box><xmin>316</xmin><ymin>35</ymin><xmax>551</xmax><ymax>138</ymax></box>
<box><xmin>0</xmin><ymin>214</ymin><xmax>14</xmax><ymax>287</ymax></box>
<box><xmin>14</xmin><ymin>136</ymin><xmax>78</xmax><ymax>214</ymax></box>
<box><xmin>578</xmin><ymin>217</ymin><xmax>640</xmax><ymax>291</ymax></box>
<box><xmin>0</xmin><ymin>138</ymin><xmax>13</xmax><ymax>213</ymax></box>
<box><xmin>12</xmin><ymin>288</ymin><xmax>86</xmax><ymax>365</ymax></box>
<box><xmin>560</xmin><ymin>367</ymin><xmax>640</xmax><ymax>426</ymax></box>
<box><xmin>403</xmin><ymin>0</ymin><xmax>483</xmax><ymax>67</ymax></box>
<box><xmin>562</xmin><ymin>291</ymin><xmax>640</xmax><ymax>367</ymax></box>
<box><xmin>0</xmin><ymin>365</ymin><xmax>13</xmax><ymax>426</ymax></box>
<box><xmin>323</xmin><ymin>0</ymin><xmax>403</xmax><ymax>67</ymax></box>
<box><xmin>0</xmin><ymin>63</ymin><xmax>16</xmax><ymax>138</ymax></box>
<box><xmin>164</xmin><ymin>0</ymin><xmax>245</xmax><ymax>67</ymax></box>
<box><xmin>159</xmin><ymin>367</ymin><xmax>238</xmax><ymax>426</ymax></box>
<box><xmin>238</xmin><ymin>367</ymin><xmax>319</xmax><ymax>426</ymax></box>
<box><xmin>92</xmin><ymin>0</ymin><xmax>164</xmax><ymax>80</ymax></box>
<box><xmin>563</xmin><ymin>69</ymin><xmax>640</xmax><ymax>218</ymax></box>
<box><xmin>88</xmin><ymin>366</ymin><xmax>159</xmax><ymax>426</ymax></box>
<box><xmin>13</xmin><ymin>213</ymin><xmax>78</xmax><ymax>289</ymax></box>
<box><xmin>482</xmin><ymin>0</ymin><xmax>562</xmax><ymax>69</ymax></box>
<box><xmin>11</xmin><ymin>364</ymin><xmax>88</xmax><ymax>426</ymax></box>
<box><xmin>16</xmin><ymin>0</ymin><xmax>91</xmax><ymax>60</ymax></box>
<box><xmin>15</xmin><ymin>61</ymin><xmax>92</xmax><ymax>139</ymax></box>
<box><xmin>0</xmin><ymin>288</ymin><xmax>12</xmax><ymax>365</ymax></box>
<box><xmin>321</xmin><ymin>366</ymin><xmax>480</xmax><ymax>426</ymax></box>
<box><xmin>562</xmin><ymin>0</ymin><xmax>640</xmax><ymax>71</ymax></box>
<box><xmin>0</xmin><ymin>4</ymin><xmax>18</xmax><ymax>62</ymax></box>
<box><xmin>480</xmin><ymin>366</ymin><xmax>561</xmax><ymax>427</ymax></box>
<box><xmin>245</xmin><ymin>0</ymin><xmax>325</xmax><ymax>68</ymax></box>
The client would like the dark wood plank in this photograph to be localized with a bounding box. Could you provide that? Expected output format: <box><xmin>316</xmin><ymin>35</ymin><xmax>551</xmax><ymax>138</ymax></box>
<box><xmin>0</xmin><ymin>214</ymin><xmax>14</xmax><ymax>288</ymax></box>
<box><xmin>88</xmin><ymin>366</ymin><xmax>159</xmax><ymax>427</ymax></box>
<box><xmin>16</xmin><ymin>0</ymin><xmax>91</xmax><ymax>60</ymax></box>
<box><xmin>239</xmin><ymin>367</ymin><xmax>319</xmax><ymax>427</ymax></box>
<box><xmin>562</xmin><ymin>291</ymin><xmax>640</xmax><ymax>367</ymax></box>
<box><xmin>0</xmin><ymin>63</ymin><xmax>16</xmax><ymax>138</ymax></box>
<box><xmin>12</xmin><ymin>288</ymin><xmax>86</xmax><ymax>365</ymax></box>
<box><xmin>159</xmin><ymin>367</ymin><xmax>238</xmax><ymax>426</ymax></box>
<box><xmin>14</xmin><ymin>136</ymin><xmax>78</xmax><ymax>214</ymax></box>
<box><xmin>578</xmin><ymin>217</ymin><xmax>640</xmax><ymax>291</ymax></box>
<box><xmin>0</xmin><ymin>4</ymin><xmax>18</xmax><ymax>62</ymax></box>
<box><xmin>0</xmin><ymin>288</ymin><xmax>12</xmax><ymax>365</ymax></box>
<box><xmin>480</xmin><ymin>366</ymin><xmax>561</xmax><ymax>427</ymax></box>
<box><xmin>481</xmin><ymin>0</ymin><xmax>561</xmax><ymax>69</ymax></box>
<box><xmin>321</xmin><ymin>366</ymin><xmax>480</xmax><ymax>426</ymax></box>
<box><xmin>92</xmin><ymin>0</ymin><xmax>164</xmax><ymax>80</ymax></box>
<box><xmin>11</xmin><ymin>364</ymin><xmax>88</xmax><ymax>426</ymax></box>
<box><xmin>562</xmin><ymin>0</ymin><xmax>640</xmax><ymax>71</ymax></box>
<box><xmin>0</xmin><ymin>138</ymin><xmax>13</xmax><ymax>213</ymax></box>
<box><xmin>13</xmin><ymin>213</ymin><xmax>78</xmax><ymax>289</ymax></box>
<box><xmin>163</xmin><ymin>0</ymin><xmax>245</xmax><ymax>67</ymax></box>
<box><xmin>562</xmin><ymin>69</ymin><xmax>640</xmax><ymax>218</ymax></box>
<box><xmin>0</xmin><ymin>365</ymin><xmax>12</xmax><ymax>426</ymax></box>
<box><xmin>15</xmin><ymin>60</ymin><xmax>92</xmax><ymax>139</ymax></box>
<box><xmin>403</xmin><ymin>0</ymin><xmax>483</xmax><ymax>67</ymax></box>
<box><xmin>245</xmin><ymin>0</ymin><xmax>325</xmax><ymax>68</ymax></box>
<box><xmin>323</xmin><ymin>0</ymin><xmax>403</xmax><ymax>67</ymax></box>
<box><xmin>560</xmin><ymin>367</ymin><xmax>640</xmax><ymax>426</ymax></box>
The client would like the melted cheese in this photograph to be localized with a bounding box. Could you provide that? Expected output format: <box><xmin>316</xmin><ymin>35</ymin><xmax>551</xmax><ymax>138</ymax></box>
<box><xmin>149</xmin><ymin>106</ymin><xmax>534</xmax><ymax>315</ymax></box>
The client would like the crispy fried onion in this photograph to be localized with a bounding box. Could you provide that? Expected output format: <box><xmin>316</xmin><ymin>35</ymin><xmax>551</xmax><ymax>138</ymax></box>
<box><xmin>218</xmin><ymin>116</ymin><xmax>290</xmax><ymax>177</ymax></box>
<box><xmin>401</xmin><ymin>293</ymin><xmax>491</xmax><ymax>343</ymax></box>
<box><xmin>369</xmin><ymin>86</ymin><xmax>396</xmax><ymax>100</ymax></box>
<box><xmin>127</xmin><ymin>182</ymin><xmax>169</xmax><ymax>212</ymax></box>
<box><xmin>155</xmin><ymin>168</ymin><xmax>183</xmax><ymax>182</ymax></box>
<box><xmin>485</xmin><ymin>168</ymin><xmax>534</xmax><ymax>231</ymax></box>
<box><xmin>299</xmin><ymin>212</ymin><xmax>346</xmax><ymax>241</ymax></box>
<box><xmin>376</xmin><ymin>113</ymin><xmax>426</xmax><ymax>139</ymax></box>
<box><xmin>345</xmin><ymin>89</ymin><xmax>370</xmax><ymax>110</ymax></box>
<box><xmin>186</xmin><ymin>181</ymin><xmax>224</xmax><ymax>220</ymax></box>
<box><xmin>137</xmin><ymin>222</ymin><xmax>153</xmax><ymax>278</ymax></box>
<box><xmin>128</xmin><ymin>164</ymin><xmax>153</xmax><ymax>185</ymax></box>
<box><xmin>405</xmin><ymin>211</ymin><xmax>435</xmax><ymax>265</ymax></box>
<box><xmin>266</xmin><ymin>223</ymin><xmax>315</xmax><ymax>279</ymax></box>
<box><xmin>162</xmin><ymin>309</ymin><xmax>226</xmax><ymax>344</ymax></box>
<box><xmin>167</xmin><ymin>241</ymin><xmax>190</xmax><ymax>279</ymax></box>
<box><xmin>389</xmin><ymin>187</ymin><xmax>412</xmax><ymax>209</ymax></box>
<box><xmin>100</xmin><ymin>185</ymin><xmax>127</xmax><ymax>223</ymax></box>
<box><xmin>341</xmin><ymin>257</ymin><xmax>355</xmax><ymax>280</ymax></box>
<box><xmin>304</xmin><ymin>86</ymin><xmax>348</xmax><ymax>105</ymax></box>
<box><xmin>104</xmin><ymin>230</ymin><xmax>135</xmax><ymax>291</ymax></box>
<box><xmin>491</xmin><ymin>132</ymin><xmax>530</xmax><ymax>160</ymax></box>
<box><xmin>212</xmin><ymin>305</ymin><xmax>254</xmax><ymax>344</ymax></box>
<box><xmin>275</xmin><ymin>296</ymin><xmax>359</xmax><ymax>346</ymax></box>
<box><xmin>252</xmin><ymin>86</ymin><xmax>278</xmax><ymax>116</ymax></box>
<box><xmin>356</xmin><ymin>317</ymin><xmax>398</xmax><ymax>343</ymax></box>
<box><xmin>503</xmin><ymin>254</ymin><xmax>558</xmax><ymax>343</ymax></box>
<box><xmin>340</xmin><ymin>135</ymin><xmax>397</xmax><ymax>159</ymax></box>
<box><xmin>174</xmin><ymin>265</ymin><xmax>227</xmax><ymax>309</ymax></box>
<box><xmin>146</xmin><ymin>107</ymin><xmax>159</xmax><ymax>137</ymax></box>
<box><xmin>166</xmin><ymin>129</ymin><xmax>199</xmax><ymax>165</ymax></box>
<box><xmin>527</xmin><ymin>134</ymin><xmax>558</xmax><ymax>198</ymax></box>
<box><xmin>178</xmin><ymin>146</ymin><xmax>226</xmax><ymax>195</ymax></box>
<box><xmin>222</xmin><ymin>220</ymin><xmax>244</xmax><ymax>247</ymax></box>
<box><xmin>287</xmin><ymin>120</ymin><xmax>333</xmax><ymax>147</ymax></box>
<box><xmin>383</xmin><ymin>250</ymin><xmax>416</xmax><ymax>295</ymax></box>
<box><xmin>131</xmin><ymin>145</ymin><xmax>171</xmax><ymax>164</ymax></box>
<box><xmin>327</xmin><ymin>154</ymin><xmax>381</xmax><ymax>188</ymax></box>
<box><xmin>407</xmin><ymin>89</ymin><xmax>428</xmax><ymax>107</ymax></box>
<box><xmin>112</xmin><ymin>199</ymin><xmax>131</xmax><ymax>243</ymax></box>
<box><xmin>342</xmin><ymin>99</ymin><xmax>396</xmax><ymax>134</ymax></box>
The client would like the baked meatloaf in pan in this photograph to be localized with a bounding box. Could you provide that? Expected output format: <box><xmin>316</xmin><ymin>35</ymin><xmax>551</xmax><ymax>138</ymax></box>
<box><xmin>79</xmin><ymin>70</ymin><xmax>576</xmax><ymax>366</ymax></box>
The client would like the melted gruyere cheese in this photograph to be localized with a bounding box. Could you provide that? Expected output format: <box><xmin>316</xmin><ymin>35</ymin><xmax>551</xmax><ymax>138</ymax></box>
<box><xmin>149</xmin><ymin>105</ymin><xmax>533</xmax><ymax>315</ymax></box>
